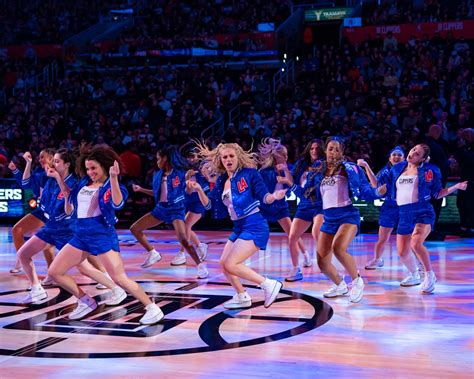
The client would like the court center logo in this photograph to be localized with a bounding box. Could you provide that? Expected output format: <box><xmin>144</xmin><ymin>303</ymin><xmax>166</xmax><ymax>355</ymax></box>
<box><xmin>0</xmin><ymin>280</ymin><xmax>333</xmax><ymax>359</ymax></box>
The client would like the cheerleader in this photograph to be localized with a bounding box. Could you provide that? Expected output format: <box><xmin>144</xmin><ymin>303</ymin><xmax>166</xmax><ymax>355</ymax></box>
<box><xmin>305</xmin><ymin>137</ymin><xmax>385</xmax><ymax>302</ymax></box>
<box><xmin>131</xmin><ymin>146</ymin><xmax>208</xmax><ymax>278</ymax></box>
<box><xmin>188</xmin><ymin>142</ymin><xmax>286</xmax><ymax>309</ymax></box>
<box><xmin>285</xmin><ymin>139</ymin><xmax>325</xmax><ymax>282</ymax></box>
<box><xmin>257</xmin><ymin>138</ymin><xmax>307</xmax><ymax>275</ymax></box>
<box><xmin>48</xmin><ymin>146</ymin><xmax>163</xmax><ymax>324</ymax></box>
<box><xmin>389</xmin><ymin>144</ymin><xmax>467</xmax><ymax>293</ymax></box>
<box><xmin>8</xmin><ymin>149</ymin><xmax>55</xmax><ymax>282</ymax></box>
<box><xmin>170</xmin><ymin>150</ymin><xmax>209</xmax><ymax>266</ymax></box>
<box><xmin>357</xmin><ymin>146</ymin><xmax>405</xmax><ymax>270</ymax></box>
<box><xmin>19</xmin><ymin>149</ymin><xmax>124</xmax><ymax>304</ymax></box>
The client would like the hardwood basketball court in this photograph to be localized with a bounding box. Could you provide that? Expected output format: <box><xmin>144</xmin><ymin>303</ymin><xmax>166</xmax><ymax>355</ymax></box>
<box><xmin>0</xmin><ymin>227</ymin><xmax>472</xmax><ymax>377</ymax></box>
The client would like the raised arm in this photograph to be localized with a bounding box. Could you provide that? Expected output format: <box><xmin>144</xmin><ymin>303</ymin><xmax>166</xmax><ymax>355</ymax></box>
<box><xmin>109</xmin><ymin>161</ymin><xmax>124</xmax><ymax>207</ymax></box>
<box><xmin>357</xmin><ymin>159</ymin><xmax>378</xmax><ymax>188</ymax></box>
<box><xmin>21</xmin><ymin>152</ymin><xmax>33</xmax><ymax>183</ymax></box>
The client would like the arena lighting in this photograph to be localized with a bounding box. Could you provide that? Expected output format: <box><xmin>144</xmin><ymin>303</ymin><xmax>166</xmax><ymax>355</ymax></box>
<box><xmin>283</xmin><ymin>53</ymin><xmax>287</xmax><ymax>59</ymax></box>
<box><xmin>281</xmin><ymin>68</ymin><xmax>285</xmax><ymax>72</ymax></box>
<box><xmin>28</xmin><ymin>199</ymin><xmax>37</xmax><ymax>209</ymax></box>
<box><xmin>296</xmin><ymin>56</ymin><xmax>299</xmax><ymax>61</ymax></box>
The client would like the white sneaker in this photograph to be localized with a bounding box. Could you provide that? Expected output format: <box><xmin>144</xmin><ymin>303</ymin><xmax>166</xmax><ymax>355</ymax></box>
<box><xmin>285</xmin><ymin>266</ymin><xmax>303</xmax><ymax>282</ymax></box>
<box><xmin>198</xmin><ymin>243</ymin><xmax>208</xmax><ymax>261</ymax></box>
<box><xmin>68</xmin><ymin>296</ymin><xmax>97</xmax><ymax>320</ymax></box>
<box><xmin>421</xmin><ymin>270</ymin><xmax>436</xmax><ymax>294</ymax></box>
<box><xmin>349</xmin><ymin>276</ymin><xmax>364</xmax><ymax>303</ymax></box>
<box><xmin>41</xmin><ymin>275</ymin><xmax>54</xmax><ymax>286</ymax></box>
<box><xmin>365</xmin><ymin>257</ymin><xmax>384</xmax><ymax>270</ymax></box>
<box><xmin>170</xmin><ymin>250</ymin><xmax>186</xmax><ymax>266</ymax></box>
<box><xmin>96</xmin><ymin>272</ymin><xmax>111</xmax><ymax>290</ymax></box>
<box><xmin>105</xmin><ymin>286</ymin><xmax>127</xmax><ymax>306</ymax></box>
<box><xmin>140</xmin><ymin>303</ymin><xmax>164</xmax><ymax>325</ymax></box>
<box><xmin>23</xmin><ymin>285</ymin><xmax>47</xmax><ymax>303</ymax></box>
<box><xmin>141</xmin><ymin>249</ymin><xmax>162</xmax><ymax>268</ymax></box>
<box><xmin>323</xmin><ymin>280</ymin><xmax>348</xmax><ymax>298</ymax></box>
<box><xmin>261</xmin><ymin>278</ymin><xmax>283</xmax><ymax>308</ymax></box>
<box><xmin>197</xmin><ymin>263</ymin><xmax>209</xmax><ymax>279</ymax></box>
<box><xmin>10</xmin><ymin>267</ymin><xmax>22</xmax><ymax>274</ymax></box>
<box><xmin>223</xmin><ymin>291</ymin><xmax>252</xmax><ymax>309</ymax></box>
<box><xmin>400</xmin><ymin>270</ymin><xmax>421</xmax><ymax>287</ymax></box>
<box><xmin>302</xmin><ymin>253</ymin><xmax>313</xmax><ymax>267</ymax></box>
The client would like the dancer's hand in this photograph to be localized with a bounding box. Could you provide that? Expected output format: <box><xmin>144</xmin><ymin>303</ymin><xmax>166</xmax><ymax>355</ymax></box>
<box><xmin>455</xmin><ymin>181</ymin><xmax>468</xmax><ymax>191</ymax></box>
<box><xmin>187</xmin><ymin>180</ymin><xmax>202</xmax><ymax>192</ymax></box>
<box><xmin>46</xmin><ymin>166</ymin><xmax>60</xmax><ymax>180</ymax></box>
<box><xmin>357</xmin><ymin>159</ymin><xmax>369</xmax><ymax>168</ymax></box>
<box><xmin>377</xmin><ymin>184</ymin><xmax>387</xmax><ymax>196</ymax></box>
<box><xmin>132</xmin><ymin>184</ymin><xmax>142</xmax><ymax>192</ymax></box>
<box><xmin>272</xmin><ymin>188</ymin><xmax>288</xmax><ymax>200</ymax></box>
<box><xmin>109</xmin><ymin>160</ymin><xmax>120</xmax><ymax>178</ymax></box>
<box><xmin>23</xmin><ymin>152</ymin><xmax>32</xmax><ymax>164</ymax></box>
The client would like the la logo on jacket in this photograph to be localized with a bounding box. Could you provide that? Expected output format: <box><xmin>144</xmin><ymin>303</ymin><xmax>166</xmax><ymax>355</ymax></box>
<box><xmin>424</xmin><ymin>170</ymin><xmax>433</xmax><ymax>182</ymax></box>
<box><xmin>172</xmin><ymin>176</ymin><xmax>180</xmax><ymax>188</ymax></box>
<box><xmin>237</xmin><ymin>178</ymin><xmax>248</xmax><ymax>193</ymax></box>
<box><xmin>103</xmin><ymin>189</ymin><xmax>111</xmax><ymax>202</ymax></box>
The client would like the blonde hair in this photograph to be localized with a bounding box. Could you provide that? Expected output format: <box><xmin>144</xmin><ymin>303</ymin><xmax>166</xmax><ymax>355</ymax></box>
<box><xmin>194</xmin><ymin>140</ymin><xmax>257</xmax><ymax>174</ymax></box>
<box><xmin>257</xmin><ymin>138</ymin><xmax>287</xmax><ymax>169</ymax></box>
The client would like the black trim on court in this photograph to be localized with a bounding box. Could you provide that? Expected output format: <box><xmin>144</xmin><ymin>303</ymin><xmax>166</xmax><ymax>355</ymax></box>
<box><xmin>0</xmin><ymin>280</ymin><xmax>333</xmax><ymax>359</ymax></box>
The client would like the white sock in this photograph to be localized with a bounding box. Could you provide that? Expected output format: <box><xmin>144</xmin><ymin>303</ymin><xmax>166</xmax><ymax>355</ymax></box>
<box><xmin>401</xmin><ymin>253</ymin><xmax>417</xmax><ymax>273</ymax></box>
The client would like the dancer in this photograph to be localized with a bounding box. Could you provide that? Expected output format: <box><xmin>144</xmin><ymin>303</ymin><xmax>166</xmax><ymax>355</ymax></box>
<box><xmin>357</xmin><ymin>146</ymin><xmax>405</xmax><ymax>270</ymax></box>
<box><xmin>18</xmin><ymin>149</ymin><xmax>124</xmax><ymax>305</ymax></box>
<box><xmin>389</xmin><ymin>144</ymin><xmax>467</xmax><ymax>293</ymax></box>
<box><xmin>170</xmin><ymin>150</ymin><xmax>209</xmax><ymax>266</ymax></box>
<box><xmin>8</xmin><ymin>149</ymin><xmax>55</xmax><ymax>282</ymax></box>
<box><xmin>48</xmin><ymin>146</ymin><xmax>163</xmax><ymax>323</ymax></box>
<box><xmin>305</xmin><ymin>137</ymin><xmax>385</xmax><ymax>302</ymax></box>
<box><xmin>188</xmin><ymin>142</ymin><xmax>286</xmax><ymax>309</ymax></box>
<box><xmin>131</xmin><ymin>146</ymin><xmax>208</xmax><ymax>278</ymax></box>
<box><xmin>285</xmin><ymin>139</ymin><xmax>325</xmax><ymax>282</ymax></box>
<box><xmin>257</xmin><ymin>138</ymin><xmax>308</xmax><ymax>280</ymax></box>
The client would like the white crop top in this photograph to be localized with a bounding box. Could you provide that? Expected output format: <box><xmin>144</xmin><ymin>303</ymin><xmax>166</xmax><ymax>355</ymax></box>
<box><xmin>77</xmin><ymin>186</ymin><xmax>102</xmax><ymax>218</ymax></box>
<box><xmin>320</xmin><ymin>175</ymin><xmax>352</xmax><ymax>210</ymax></box>
<box><xmin>396</xmin><ymin>174</ymin><xmax>419</xmax><ymax>205</ymax></box>
<box><xmin>159</xmin><ymin>175</ymin><xmax>168</xmax><ymax>203</ymax></box>
<box><xmin>222</xmin><ymin>188</ymin><xmax>258</xmax><ymax>221</ymax></box>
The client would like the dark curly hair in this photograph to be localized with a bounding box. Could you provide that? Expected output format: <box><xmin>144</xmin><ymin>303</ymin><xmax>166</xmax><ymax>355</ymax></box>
<box><xmin>76</xmin><ymin>144</ymin><xmax>122</xmax><ymax>178</ymax></box>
